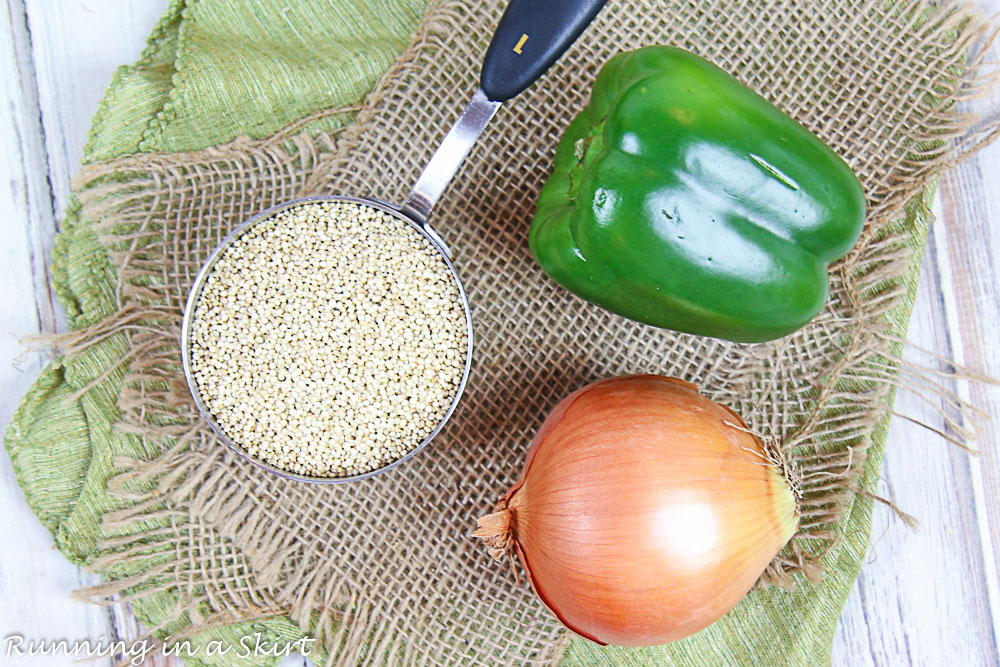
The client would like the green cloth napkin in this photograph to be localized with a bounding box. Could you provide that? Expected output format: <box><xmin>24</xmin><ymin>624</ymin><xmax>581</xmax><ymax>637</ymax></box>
<box><xmin>11</xmin><ymin>2</ymin><xmax>425</xmax><ymax>665</ymax></box>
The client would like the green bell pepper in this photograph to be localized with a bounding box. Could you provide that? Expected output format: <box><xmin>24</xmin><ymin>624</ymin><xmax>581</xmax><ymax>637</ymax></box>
<box><xmin>530</xmin><ymin>46</ymin><xmax>866</xmax><ymax>343</ymax></box>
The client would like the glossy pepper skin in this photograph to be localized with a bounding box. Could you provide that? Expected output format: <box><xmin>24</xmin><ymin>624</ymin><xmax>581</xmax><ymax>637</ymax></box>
<box><xmin>529</xmin><ymin>46</ymin><xmax>866</xmax><ymax>342</ymax></box>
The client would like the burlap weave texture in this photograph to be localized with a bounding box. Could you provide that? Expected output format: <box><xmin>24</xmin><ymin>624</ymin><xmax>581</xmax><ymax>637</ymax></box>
<box><xmin>69</xmin><ymin>0</ymin><xmax>997</xmax><ymax>664</ymax></box>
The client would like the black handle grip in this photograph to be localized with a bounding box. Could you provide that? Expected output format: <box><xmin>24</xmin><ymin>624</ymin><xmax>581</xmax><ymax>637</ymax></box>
<box><xmin>480</xmin><ymin>0</ymin><xmax>608</xmax><ymax>102</ymax></box>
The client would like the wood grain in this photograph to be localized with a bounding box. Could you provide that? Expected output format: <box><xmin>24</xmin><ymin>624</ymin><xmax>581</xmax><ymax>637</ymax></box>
<box><xmin>833</xmin><ymin>0</ymin><xmax>1000</xmax><ymax>661</ymax></box>
<box><xmin>0</xmin><ymin>1</ymin><xmax>166</xmax><ymax>665</ymax></box>
<box><xmin>1</xmin><ymin>0</ymin><xmax>112</xmax><ymax>663</ymax></box>
<box><xmin>832</xmin><ymin>216</ymin><xmax>1000</xmax><ymax>665</ymax></box>
<box><xmin>0</xmin><ymin>0</ymin><xmax>997</xmax><ymax>665</ymax></box>
<box><xmin>938</xmin><ymin>138</ymin><xmax>1000</xmax><ymax>654</ymax></box>
<box><xmin>21</xmin><ymin>0</ymin><xmax>165</xmax><ymax>216</ymax></box>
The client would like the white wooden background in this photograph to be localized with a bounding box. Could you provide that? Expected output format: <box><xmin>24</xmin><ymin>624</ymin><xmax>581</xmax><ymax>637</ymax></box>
<box><xmin>1</xmin><ymin>1</ymin><xmax>998</xmax><ymax>665</ymax></box>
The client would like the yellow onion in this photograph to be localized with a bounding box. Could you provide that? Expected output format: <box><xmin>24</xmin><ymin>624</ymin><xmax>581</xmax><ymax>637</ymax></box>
<box><xmin>475</xmin><ymin>375</ymin><xmax>798</xmax><ymax>646</ymax></box>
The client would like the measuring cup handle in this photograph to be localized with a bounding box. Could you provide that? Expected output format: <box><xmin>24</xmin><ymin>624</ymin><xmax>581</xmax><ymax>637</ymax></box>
<box><xmin>480</xmin><ymin>0</ymin><xmax>608</xmax><ymax>102</ymax></box>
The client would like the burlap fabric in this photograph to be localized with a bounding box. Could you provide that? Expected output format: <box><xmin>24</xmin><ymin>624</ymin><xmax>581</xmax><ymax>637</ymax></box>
<box><xmin>41</xmin><ymin>0</ymin><xmax>998</xmax><ymax>664</ymax></box>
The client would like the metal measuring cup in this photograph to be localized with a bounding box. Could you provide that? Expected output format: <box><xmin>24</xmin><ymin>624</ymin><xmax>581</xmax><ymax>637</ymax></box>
<box><xmin>181</xmin><ymin>0</ymin><xmax>608</xmax><ymax>483</ymax></box>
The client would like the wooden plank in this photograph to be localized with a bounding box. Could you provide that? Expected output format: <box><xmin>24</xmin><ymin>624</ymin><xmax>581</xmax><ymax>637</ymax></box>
<box><xmin>0</xmin><ymin>0</ymin><xmax>169</xmax><ymax>665</ymax></box>
<box><xmin>935</xmin><ymin>0</ymin><xmax>1000</xmax><ymax>629</ymax></box>
<box><xmin>834</xmin><ymin>0</ymin><xmax>1000</xmax><ymax>658</ymax></box>
<box><xmin>0</xmin><ymin>0</ymin><xmax>113</xmax><ymax>663</ymax></box>
<box><xmin>23</xmin><ymin>0</ymin><xmax>166</xmax><ymax>216</ymax></box>
<box><xmin>833</xmin><ymin>216</ymin><xmax>999</xmax><ymax>665</ymax></box>
<box><xmin>938</xmin><ymin>143</ymin><xmax>1000</xmax><ymax>650</ymax></box>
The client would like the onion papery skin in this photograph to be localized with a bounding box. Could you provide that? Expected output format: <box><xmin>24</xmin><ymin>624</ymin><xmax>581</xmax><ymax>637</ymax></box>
<box><xmin>479</xmin><ymin>375</ymin><xmax>798</xmax><ymax>646</ymax></box>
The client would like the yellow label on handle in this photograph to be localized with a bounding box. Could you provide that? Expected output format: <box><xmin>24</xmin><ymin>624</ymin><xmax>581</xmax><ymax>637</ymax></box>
<box><xmin>513</xmin><ymin>34</ymin><xmax>529</xmax><ymax>54</ymax></box>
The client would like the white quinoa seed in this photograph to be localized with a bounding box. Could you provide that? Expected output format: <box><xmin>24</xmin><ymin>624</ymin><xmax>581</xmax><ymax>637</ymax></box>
<box><xmin>189</xmin><ymin>201</ymin><xmax>467</xmax><ymax>478</ymax></box>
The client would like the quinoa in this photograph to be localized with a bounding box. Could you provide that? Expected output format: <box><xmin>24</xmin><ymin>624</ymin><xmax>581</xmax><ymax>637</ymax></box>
<box><xmin>189</xmin><ymin>200</ymin><xmax>467</xmax><ymax>478</ymax></box>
